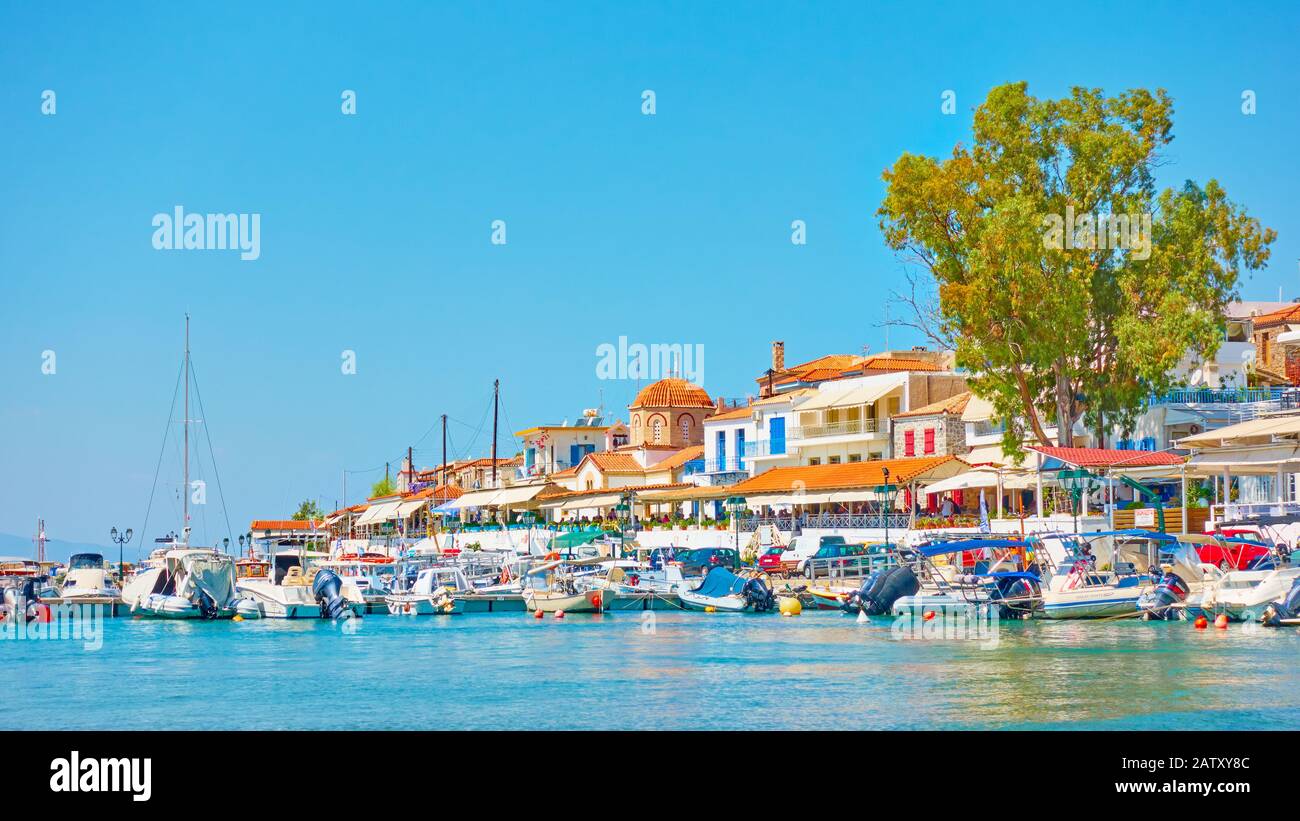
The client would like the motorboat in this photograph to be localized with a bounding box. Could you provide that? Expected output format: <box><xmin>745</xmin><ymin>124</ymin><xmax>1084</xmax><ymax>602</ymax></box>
<box><xmin>1195</xmin><ymin>564</ymin><xmax>1300</xmax><ymax>622</ymax></box>
<box><xmin>44</xmin><ymin>552</ymin><xmax>125</xmax><ymax>616</ymax></box>
<box><xmin>678</xmin><ymin>566</ymin><xmax>776</xmax><ymax>612</ymax></box>
<box><xmin>0</xmin><ymin>559</ymin><xmax>46</xmax><ymax>622</ymax></box>
<box><xmin>521</xmin><ymin>559</ymin><xmax>607</xmax><ymax>613</ymax></box>
<box><xmin>316</xmin><ymin>558</ymin><xmax>396</xmax><ymax>614</ymax></box>
<box><xmin>1037</xmin><ymin>530</ymin><xmax>1174</xmax><ymax>620</ymax></box>
<box><xmin>579</xmin><ymin>561</ymin><xmax>686</xmax><ymax>611</ymax></box>
<box><xmin>1262</xmin><ymin>576</ymin><xmax>1300</xmax><ymax>626</ymax></box>
<box><xmin>890</xmin><ymin>538</ymin><xmax>1040</xmax><ymax>618</ymax></box>
<box><xmin>385</xmin><ymin>565</ymin><xmax>462</xmax><ymax>615</ymax></box>
<box><xmin>235</xmin><ymin>551</ymin><xmax>360</xmax><ymax>619</ymax></box>
<box><xmin>122</xmin><ymin>547</ymin><xmax>250</xmax><ymax>619</ymax></box>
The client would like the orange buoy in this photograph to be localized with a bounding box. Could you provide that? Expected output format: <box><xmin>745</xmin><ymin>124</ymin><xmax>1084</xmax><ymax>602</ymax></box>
<box><xmin>533</xmin><ymin>609</ymin><xmax>544</xmax><ymax>619</ymax></box>
<box><xmin>33</xmin><ymin>604</ymin><xmax>52</xmax><ymax>623</ymax></box>
<box><xmin>590</xmin><ymin>593</ymin><xmax>602</xmax><ymax>610</ymax></box>
<box><xmin>555</xmin><ymin>609</ymin><xmax>565</xmax><ymax>619</ymax></box>
<box><xmin>923</xmin><ymin>611</ymin><xmax>937</xmax><ymax>621</ymax></box>
<box><xmin>1194</xmin><ymin>615</ymin><xmax>1209</xmax><ymax>629</ymax></box>
<box><xmin>1215</xmin><ymin>613</ymin><xmax>1229</xmax><ymax>629</ymax></box>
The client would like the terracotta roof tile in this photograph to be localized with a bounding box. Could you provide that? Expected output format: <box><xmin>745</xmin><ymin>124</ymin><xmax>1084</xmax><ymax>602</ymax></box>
<box><xmin>650</xmin><ymin>445</ymin><xmax>705</xmax><ymax>472</ymax></box>
<box><xmin>1253</xmin><ymin>303</ymin><xmax>1300</xmax><ymax>328</ymax></box>
<box><xmin>893</xmin><ymin>392</ymin><xmax>972</xmax><ymax>419</ymax></box>
<box><xmin>250</xmin><ymin>519</ymin><xmax>320</xmax><ymax>531</ymax></box>
<box><xmin>705</xmin><ymin>405</ymin><xmax>754</xmax><ymax>423</ymax></box>
<box><xmin>629</xmin><ymin>377</ymin><xmax>714</xmax><ymax>409</ymax></box>
<box><xmin>1027</xmin><ymin>447</ymin><xmax>1183</xmax><ymax>468</ymax></box>
<box><xmin>730</xmin><ymin>456</ymin><xmax>960</xmax><ymax>493</ymax></box>
<box><xmin>584</xmin><ymin>452</ymin><xmax>647</xmax><ymax>473</ymax></box>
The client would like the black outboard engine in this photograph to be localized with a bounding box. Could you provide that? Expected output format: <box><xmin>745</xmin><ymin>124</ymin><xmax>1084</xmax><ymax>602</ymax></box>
<box><xmin>1262</xmin><ymin>576</ymin><xmax>1300</xmax><ymax>627</ymax></box>
<box><xmin>992</xmin><ymin>575</ymin><xmax>1040</xmax><ymax>619</ymax></box>
<box><xmin>196</xmin><ymin>589</ymin><xmax>220</xmax><ymax>620</ymax></box>
<box><xmin>842</xmin><ymin>566</ymin><xmax>920</xmax><ymax>616</ymax></box>
<box><xmin>741</xmin><ymin>577</ymin><xmax>776</xmax><ymax>612</ymax></box>
<box><xmin>312</xmin><ymin>569</ymin><xmax>351</xmax><ymax>620</ymax></box>
<box><xmin>1137</xmin><ymin>569</ymin><xmax>1190</xmax><ymax>620</ymax></box>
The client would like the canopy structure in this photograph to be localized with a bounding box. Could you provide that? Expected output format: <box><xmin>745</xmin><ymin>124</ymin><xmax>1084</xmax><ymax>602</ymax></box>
<box><xmin>395</xmin><ymin>499</ymin><xmax>427</xmax><ymax>518</ymax></box>
<box><xmin>729</xmin><ymin>455</ymin><xmax>968</xmax><ymax>501</ymax></box>
<box><xmin>922</xmin><ymin>469</ymin><xmax>1038</xmax><ymax>495</ymax></box>
<box><xmin>550</xmin><ymin>530</ymin><xmax>604</xmax><ymax>549</ymax></box>
<box><xmin>790</xmin><ymin>372</ymin><xmax>907</xmax><ymax>413</ymax></box>
<box><xmin>1179</xmin><ymin>415</ymin><xmax>1300</xmax><ymax>449</ymax></box>
<box><xmin>447</xmin><ymin>484</ymin><xmax>552</xmax><ymax>510</ymax></box>
<box><xmin>637</xmin><ymin>485</ymin><xmax>735</xmax><ymax>503</ymax></box>
<box><xmin>448</xmin><ymin>489</ymin><xmax>503</xmax><ymax>510</ymax></box>
<box><xmin>542</xmin><ymin>492</ymin><xmax>624</xmax><ymax>512</ymax></box>
<box><xmin>355</xmin><ymin>500</ymin><xmax>402</xmax><ymax>526</ymax></box>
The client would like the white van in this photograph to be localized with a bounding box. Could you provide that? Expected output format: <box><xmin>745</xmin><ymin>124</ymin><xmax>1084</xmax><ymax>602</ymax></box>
<box><xmin>778</xmin><ymin>535</ymin><xmax>848</xmax><ymax>574</ymax></box>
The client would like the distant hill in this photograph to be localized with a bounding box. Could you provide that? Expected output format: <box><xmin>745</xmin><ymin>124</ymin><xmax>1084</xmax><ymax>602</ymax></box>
<box><xmin>0</xmin><ymin>532</ymin><xmax>118</xmax><ymax>564</ymax></box>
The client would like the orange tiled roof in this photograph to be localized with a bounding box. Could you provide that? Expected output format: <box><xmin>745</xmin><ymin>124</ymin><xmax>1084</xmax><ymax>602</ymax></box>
<box><xmin>650</xmin><ymin>445</ymin><xmax>705</xmax><ymax>472</ymax></box>
<box><xmin>551</xmin><ymin>466</ymin><xmax>579</xmax><ymax>478</ymax></box>
<box><xmin>730</xmin><ymin>456</ymin><xmax>959</xmax><ymax>494</ymax></box>
<box><xmin>855</xmin><ymin>355</ymin><xmax>942</xmax><ymax>373</ymax></box>
<box><xmin>544</xmin><ymin>482</ymin><xmax>692</xmax><ymax>501</ymax></box>
<box><xmin>583</xmin><ymin>451</ymin><xmax>647</xmax><ymax>474</ymax></box>
<box><xmin>1253</xmin><ymin>303</ymin><xmax>1300</xmax><ymax>328</ymax></box>
<box><xmin>629</xmin><ymin>377</ymin><xmax>714</xmax><ymax>409</ymax></box>
<box><xmin>706</xmin><ymin>405</ymin><xmax>754</xmax><ymax>423</ymax></box>
<box><xmin>893</xmin><ymin>392</ymin><xmax>972</xmax><ymax>419</ymax></box>
<box><xmin>250</xmin><ymin>519</ymin><xmax>320</xmax><ymax>531</ymax></box>
<box><xmin>1027</xmin><ymin>447</ymin><xmax>1183</xmax><ymax>468</ymax></box>
<box><xmin>405</xmin><ymin>483</ymin><xmax>463</xmax><ymax>501</ymax></box>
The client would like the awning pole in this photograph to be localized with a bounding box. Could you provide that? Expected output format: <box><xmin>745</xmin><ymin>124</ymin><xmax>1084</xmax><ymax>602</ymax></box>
<box><xmin>1180</xmin><ymin>465</ymin><xmax>1188</xmax><ymax>534</ymax></box>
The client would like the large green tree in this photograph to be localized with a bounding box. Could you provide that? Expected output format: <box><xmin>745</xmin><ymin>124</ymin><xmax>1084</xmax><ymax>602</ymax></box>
<box><xmin>878</xmin><ymin>82</ymin><xmax>1275</xmax><ymax>456</ymax></box>
<box><xmin>291</xmin><ymin>499</ymin><xmax>324</xmax><ymax>521</ymax></box>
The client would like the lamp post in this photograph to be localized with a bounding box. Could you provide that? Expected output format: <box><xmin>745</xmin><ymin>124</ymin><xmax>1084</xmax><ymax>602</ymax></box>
<box><xmin>1058</xmin><ymin>468</ymin><xmax>1097</xmax><ymax>534</ymax></box>
<box><xmin>726</xmin><ymin>496</ymin><xmax>746</xmax><ymax>557</ymax></box>
<box><xmin>238</xmin><ymin>533</ymin><xmax>246</xmax><ymax>557</ymax></box>
<box><xmin>109</xmin><ymin>526</ymin><xmax>132</xmax><ymax>584</ymax></box>
<box><xmin>877</xmin><ymin>467</ymin><xmax>898</xmax><ymax>549</ymax></box>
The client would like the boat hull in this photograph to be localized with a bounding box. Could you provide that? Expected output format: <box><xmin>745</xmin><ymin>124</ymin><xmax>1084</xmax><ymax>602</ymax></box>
<box><xmin>524</xmin><ymin>589</ymin><xmax>606</xmax><ymax>613</ymax></box>
<box><xmin>1039</xmin><ymin>591</ymin><xmax>1141</xmax><ymax>620</ymax></box>
<box><xmin>454</xmin><ymin>593</ymin><xmax>528</xmax><ymax>613</ymax></box>
<box><xmin>386</xmin><ymin>594</ymin><xmax>460</xmax><ymax>615</ymax></box>
<box><xmin>678</xmin><ymin>591</ymin><xmax>749</xmax><ymax>612</ymax></box>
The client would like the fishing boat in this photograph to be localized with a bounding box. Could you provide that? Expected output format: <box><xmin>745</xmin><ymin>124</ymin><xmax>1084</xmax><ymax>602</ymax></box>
<box><xmin>678</xmin><ymin>566</ymin><xmax>776</xmax><ymax>612</ymax></box>
<box><xmin>522</xmin><ymin>559</ymin><xmax>607</xmax><ymax>613</ymax></box>
<box><xmin>121</xmin><ymin>545</ymin><xmax>249</xmax><ymax>619</ymax></box>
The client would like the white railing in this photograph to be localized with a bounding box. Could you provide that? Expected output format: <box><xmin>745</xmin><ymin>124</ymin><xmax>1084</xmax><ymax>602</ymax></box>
<box><xmin>791</xmin><ymin>418</ymin><xmax>879</xmax><ymax>439</ymax></box>
<box><xmin>1210</xmin><ymin>501</ymin><xmax>1300</xmax><ymax>524</ymax></box>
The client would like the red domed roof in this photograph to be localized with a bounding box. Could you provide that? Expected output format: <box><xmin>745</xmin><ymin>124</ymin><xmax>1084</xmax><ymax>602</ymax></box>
<box><xmin>629</xmin><ymin>378</ymin><xmax>713</xmax><ymax>409</ymax></box>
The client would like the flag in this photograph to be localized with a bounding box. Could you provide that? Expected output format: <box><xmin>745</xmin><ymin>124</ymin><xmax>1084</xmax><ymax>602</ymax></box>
<box><xmin>979</xmin><ymin>488</ymin><xmax>990</xmax><ymax>534</ymax></box>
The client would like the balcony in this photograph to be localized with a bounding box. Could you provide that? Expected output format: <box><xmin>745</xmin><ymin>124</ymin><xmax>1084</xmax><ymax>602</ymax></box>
<box><xmin>790</xmin><ymin>418</ymin><xmax>879</xmax><ymax>440</ymax></box>
<box><xmin>742</xmin><ymin>440</ymin><xmax>785</xmax><ymax>458</ymax></box>
<box><xmin>704</xmin><ymin>457</ymin><xmax>747</xmax><ymax>473</ymax></box>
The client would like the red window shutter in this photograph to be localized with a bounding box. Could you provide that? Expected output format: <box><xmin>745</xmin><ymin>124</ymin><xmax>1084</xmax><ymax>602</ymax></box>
<box><xmin>923</xmin><ymin>428</ymin><xmax>936</xmax><ymax>455</ymax></box>
<box><xmin>904</xmin><ymin>429</ymin><xmax>915</xmax><ymax>457</ymax></box>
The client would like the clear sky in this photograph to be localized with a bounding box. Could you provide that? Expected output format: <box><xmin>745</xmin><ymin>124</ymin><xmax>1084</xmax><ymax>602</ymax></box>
<box><xmin>2</xmin><ymin>1</ymin><xmax>1297</xmax><ymax>548</ymax></box>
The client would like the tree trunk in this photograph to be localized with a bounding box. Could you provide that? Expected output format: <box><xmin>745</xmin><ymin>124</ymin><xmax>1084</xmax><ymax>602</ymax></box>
<box><xmin>1094</xmin><ymin>409</ymin><xmax>1105</xmax><ymax>449</ymax></box>
<box><xmin>1054</xmin><ymin>359</ymin><xmax>1073</xmax><ymax>447</ymax></box>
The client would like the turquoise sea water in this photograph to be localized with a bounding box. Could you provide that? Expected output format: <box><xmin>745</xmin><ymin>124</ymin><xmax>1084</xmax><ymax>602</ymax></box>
<box><xmin>3</xmin><ymin>611</ymin><xmax>1299</xmax><ymax>730</ymax></box>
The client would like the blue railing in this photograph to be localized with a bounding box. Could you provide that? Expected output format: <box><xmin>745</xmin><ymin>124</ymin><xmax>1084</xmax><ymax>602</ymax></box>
<box><xmin>1154</xmin><ymin>387</ymin><xmax>1286</xmax><ymax>405</ymax></box>
<box><xmin>704</xmin><ymin>457</ymin><xmax>747</xmax><ymax>473</ymax></box>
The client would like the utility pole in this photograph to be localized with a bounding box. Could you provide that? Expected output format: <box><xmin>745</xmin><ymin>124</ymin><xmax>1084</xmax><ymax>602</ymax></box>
<box><xmin>441</xmin><ymin>414</ymin><xmax>448</xmax><ymax>487</ymax></box>
<box><xmin>407</xmin><ymin>445</ymin><xmax>413</xmax><ymax>490</ymax></box>
<box><xmin>492</xmin><ymin>379</ymin><xmax>499</xmax><ymax>486</ymax></box>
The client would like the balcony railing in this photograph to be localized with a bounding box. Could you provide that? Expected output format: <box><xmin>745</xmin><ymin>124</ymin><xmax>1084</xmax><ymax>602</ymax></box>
<box><xmin>790</xmin><ymin>418</ymin><xmax>879</xmax><ymax>440</ymax></box>
<box><xmin>1155</xmin><ymin>387</ymin><xmax>1287</xmax><ymax>405</ymax></box>
<box><xmin>742</xmin><ymin>440</ymin><xmax>785</xmax><ymax>458</ymax></box>
<box><xmin>704</xmin><ymin>457</ymin><xmax>747</xmax><ymax>473</ymax></box>
<box><xmin>737</xmin><ymin>512</ymin><xmax>910</xmax><ymax>532</ymax></box>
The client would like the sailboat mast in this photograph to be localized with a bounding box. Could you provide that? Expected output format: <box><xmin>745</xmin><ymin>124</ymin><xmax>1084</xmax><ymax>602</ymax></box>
<box><xmin>183</xmin><ymin>314</ymin><xmax>190</xmax><ymax>536</ymax></box>
<box><xmin>492</xmin><ymin>379</ymin><xmax>499</xmax><ymax>486</ymax></box>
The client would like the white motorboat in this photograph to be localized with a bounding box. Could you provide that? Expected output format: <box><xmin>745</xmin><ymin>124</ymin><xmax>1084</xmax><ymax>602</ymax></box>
<box><xmin>1035</xmin><ymin>531</ymin><xmax>1194</xmax><ymax>620</ymax></box>
<box><xmin>385</xmin><ymin>566</ymin><xmax>462</xmax><ymax>615</ymax></box>
<box><xmin>46</xmin><ymin>552</ymin><xmax>125</xmax><ymax>616</ymax></box>
<box><xmin>122</xmin><ymin>547</ymin><xmax>249</xmax><ymax>619</ymax></box>
<box><xmin>316</xmin><ymin>558</ymin><xmax>396</xmax><ymax>614</ymax></box>
<box><xmin>889</xmin><ymin>537</ymin><xmax>1039</xmax><ymax>618</ymax></box>
<box><xmin>1195</xmin><ymin>565</ymin><xmax>1300</xmax><ymax>621</ymax></box>
<box><xmin>678</xmin><ymin>566</ymin><xmax>776</xmax><ymax>612</ymax></box>
<box><xmin>235</xmin><ymin>551</ymin><xmax>361</xmax><ymax>619</ymax></box>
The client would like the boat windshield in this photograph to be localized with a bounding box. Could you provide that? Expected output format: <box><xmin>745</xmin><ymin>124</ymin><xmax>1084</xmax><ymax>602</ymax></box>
<box><xmin>68</xmin><ymin>553</ymin><xmax>104</xmax><ymax>570</ymax></box>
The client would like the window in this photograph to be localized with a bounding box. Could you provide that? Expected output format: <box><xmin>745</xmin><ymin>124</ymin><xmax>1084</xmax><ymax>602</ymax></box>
<box><xmin>848</xmin><ymin>453</ymin><xmax>862</xmax><ymax>463</ymax></box>
<box><xmin>716</xmin><ymin>430</ymin><xmax>726</xmax><ymax>469</ymax></box>
<box><xmin>809</xmin><ymin>457</ymin><xmax>821</xmax><ymax>466</ymax></box>
<box><xmin>904</xmin><ymin>429</ymin><xmax>915</xmax><ymax>457</ymax></box>
<box><xmin>829</xmin><ymin>455</ymin><xmax>842</xmax><ymax>465</ymax></box>
<box><xmin>651</xmin><ymin>418</ymin><xmax>663</xmax><ymax>443</ymax></box>
<box><xmin>924</xmin><ymin>428</ymin><xmax>936</xmax><ymax>455</ymax></box>
<box><xmin>680</xmin><ymin>415</ymin><xmax>692</xmax><ymax>441</ymax></box>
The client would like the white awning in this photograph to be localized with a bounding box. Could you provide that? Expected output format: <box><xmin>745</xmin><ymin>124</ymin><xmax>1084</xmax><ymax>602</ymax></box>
<box><xmin>490</xmin><ymin>485</ymin><xmax>548</xmax><ymax>507</ymax></box>
<box><xmin>356</xmin><ymin>500</ymin><xmax>401</xmax><ymax>525</ymax></box>
<box><xmin>962</xmin><ymin>444</ymin><xmax>1020</xmax><ymax>467</ymax></box>
<box><xmin>448</xmin><ymin>489</ymin><xmax>502</xmax><ymax>510</ymax></box>
<box><xmin>1188</xmin><ymin>444</ymin><xmax>1300</xmax><ymax>474</ymax></box>
<box><xmin>396</xmin><ymin>499</ymin><xmax>426</xmax><ymax>518</ymax></box>
<box><xmin>794</xmin><ymin>373</ymin><xmax>907</xmax><ymax>412</ymax></box>
<box><xmin>1180</xmin><ymin>416</ymin><xmax>1300</xmax><ymax>448</ymax></box>
<box><xmin>922</xmin><ymin>469</ymin><xmax>1037</xmax><ymax>495</ymax></box>
<box><xmin>544</xmin><ymin>493</ymin><xmax>623</xmax><ymax>512</ymax></box>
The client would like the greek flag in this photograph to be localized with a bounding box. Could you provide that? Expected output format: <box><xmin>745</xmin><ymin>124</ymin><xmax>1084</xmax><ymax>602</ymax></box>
<box><xmin>979</xmin><ymin>488</ymin><xmax>990</xmax><ymax>533</ymax></box>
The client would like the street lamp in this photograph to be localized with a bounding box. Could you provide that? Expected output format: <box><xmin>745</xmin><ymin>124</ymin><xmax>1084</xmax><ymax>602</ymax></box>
<box><xmin>109</xmin><ymin>526</ymin><xmax>133</xmax><ymax>583</ymax></box>
<box><xmin>1058</xmin><ymin>468</ymin><xmax>1097</xmax><ymax>534</ymax></box>
<box><xmin>222</xmin><ymin>537</ymin><xmax>230</xmax><ymax>554</ymax></box>
<box><xmin>876</xmin><ymin>467</ymin><xmax>898</xmax><ymax>549</ymax></box>
<box><xmin>726</xmin><ymin>496</ymin><xmax>746</xmax><ymax>557</ymax></box>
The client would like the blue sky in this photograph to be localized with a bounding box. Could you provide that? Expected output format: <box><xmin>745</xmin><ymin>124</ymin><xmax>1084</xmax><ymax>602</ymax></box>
<box><xmin>1</xmin><ymin>1</ymin><xmax>1297</xmax><ymax>548</ymax></box>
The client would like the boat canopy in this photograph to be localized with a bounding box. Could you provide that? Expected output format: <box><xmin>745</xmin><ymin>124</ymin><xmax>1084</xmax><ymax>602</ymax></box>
<box><xmin>1082</xmin><ymin>529</ymin><xmax>1178</xmax><ymax>542</ymax></box>
<box><xmin>690</xmin><ymin>565</ymin><xmax>748</xmax><ymax>598</ymax></box>
<box><xmin>915</xmin><ymin>538</ymin><xmax>1028</xmax><ymax>557</ymax></box>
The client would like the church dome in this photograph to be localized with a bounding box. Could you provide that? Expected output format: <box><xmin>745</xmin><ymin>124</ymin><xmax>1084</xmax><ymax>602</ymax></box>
<box><xmin>629</xmin><ymin>377</ymin><xmax>713</xmax><ymax>409</ymax></box>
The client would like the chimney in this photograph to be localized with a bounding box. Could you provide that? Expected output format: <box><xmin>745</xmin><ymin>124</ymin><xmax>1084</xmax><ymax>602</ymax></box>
<box><xmin>771</xmin><ymin>340</ymin><xmax>785</xmax><ymax>372</ymax></box>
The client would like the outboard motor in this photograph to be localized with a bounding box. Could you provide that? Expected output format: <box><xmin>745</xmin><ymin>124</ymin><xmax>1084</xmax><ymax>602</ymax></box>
<box><xmin>741</xmin><ymin>577</ymin><xmax>776</xmax><ymax>612</ymax></box>
<box><xmin>992</xmin><ymin>574</ymin><xmax>1040</xmax><ymax>619</ymax></box>
<box><xmin>843</xmin><ymin>566</ymin><xmax>920</xmax><ymax>616</ymax></box>
<box><xmin>196</xmin><ymin>589</ymin><xmax>220</xmax><ymax>620</ymax></box>
<box><xmin>1137</xmin><ymin>569</ymin><xmax>1190</xmax><ymax>620</ymax></box>
<box><xmin>1262</xmin><ymin>577</ymin><xmax>1300</xmax><ymax>627</ymax></box>
<box><xmin>312</xmin><ymin>569</ymin><xmax>351</xmax><ymax>620</ymax></box>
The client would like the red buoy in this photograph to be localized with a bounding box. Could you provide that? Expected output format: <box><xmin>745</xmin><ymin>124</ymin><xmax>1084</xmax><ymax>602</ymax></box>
<box><xmin>1214</xmin><ymin>613</ymin><xmax>1229</xmax><ymax>629</ymax></box>
<box><xmin>1194</xmin><ymin>615</ymin><xmax>1209</xmax><ymax>629</ymax></box>
<box><xmin>533</xmin><ymin>609</ymin><xmax>544</xmax><ymax>619</ymax></box>
<box><xmin>555</xmin><ymin>610</ymin><xmax>565</xmax><ymax>619</ymax></box>
<box><xmin>923</xmin><ymin>611</ymin><xmax>937</xmax><ymax>621</ymax></box>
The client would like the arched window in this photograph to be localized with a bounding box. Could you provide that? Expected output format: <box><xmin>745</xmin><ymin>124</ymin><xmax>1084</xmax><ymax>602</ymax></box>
<box><xmin>679</xmin><ymin>414</ymin><xmax>692</xmax><ymax>441</ymax></box>
<box><xmin>651</xmin><ymin>418</ymin><xmax>663</xmax><ymax>444</ymax></box>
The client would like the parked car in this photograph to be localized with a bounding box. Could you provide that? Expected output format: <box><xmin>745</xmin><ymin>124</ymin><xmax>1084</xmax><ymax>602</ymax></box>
<box><xmin>756</xmin><ymin>546</ymin><xmax>786</xmax><ymax>575</ymax></box>
<box><xmin>797</xmin><ymin>543</ymin><xmax>868</xmax><ymax>578</ymax></box>
<box><xmin>1199</xmin><ymin>535</ymin><xmax>1273</xmax><ymax>570</ymax></box>
<box><xmin>778</xmin><ymin>535</ymin><xmax>848</xmax><ymax>574</ymax></box>
<box><xmin>675</xmin><ymin>548</ymin><xmax>740</xmax><ymax>575</ymax></box>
